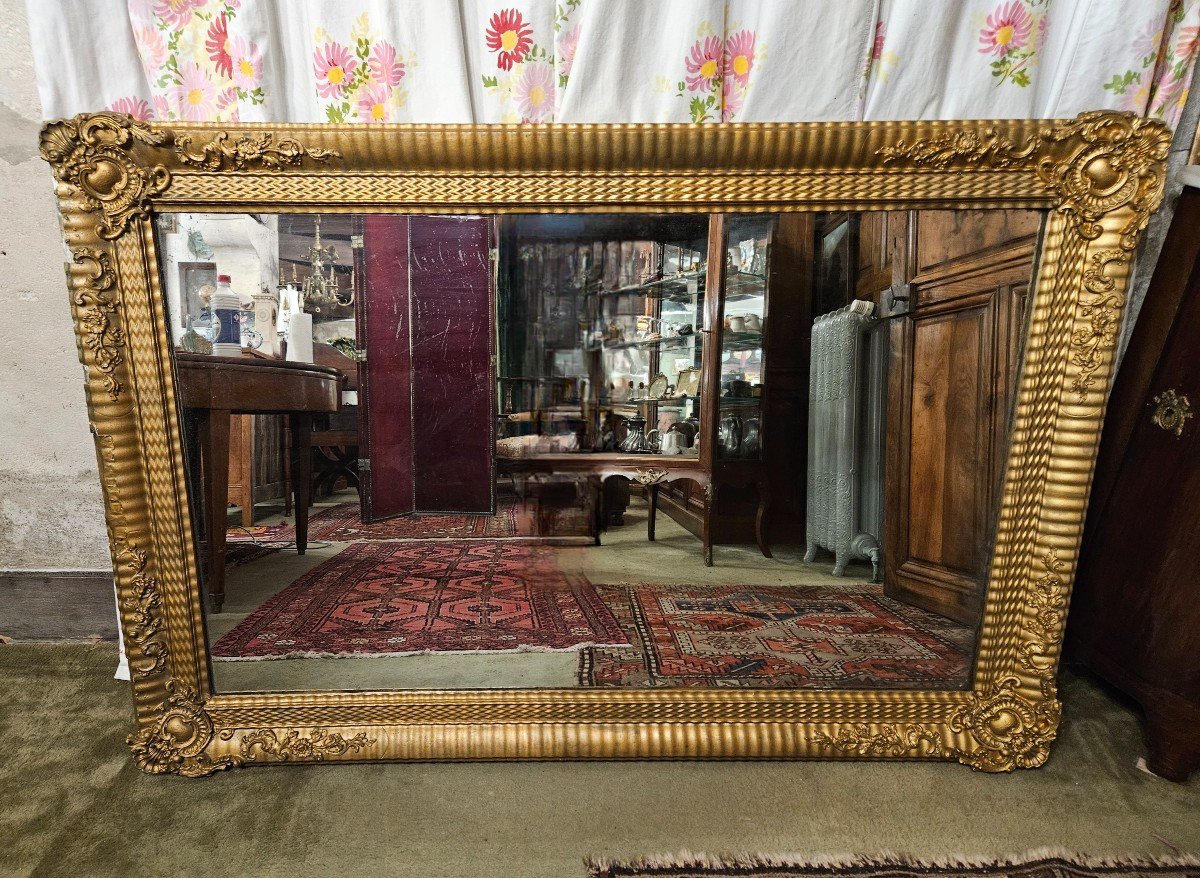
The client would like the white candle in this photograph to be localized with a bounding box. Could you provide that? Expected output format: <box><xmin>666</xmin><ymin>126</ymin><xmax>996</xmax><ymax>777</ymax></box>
<box><xmin>286</xmin><ymin>313</ymin><xmax>313</xmax><ymax>363</ymax></box>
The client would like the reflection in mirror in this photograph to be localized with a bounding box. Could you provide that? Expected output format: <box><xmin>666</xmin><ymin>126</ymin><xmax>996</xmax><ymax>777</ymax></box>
<box><xmin>155</xmin><ymin>208</ymin><xmax>1042</xmax><ymax>694</ymax></box>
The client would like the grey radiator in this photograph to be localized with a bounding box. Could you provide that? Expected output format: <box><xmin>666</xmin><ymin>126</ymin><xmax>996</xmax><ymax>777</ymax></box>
<box><xmin>804</xmin><ymin>299</ymin><xmax>883</xmax><ymax>580</ymax></box>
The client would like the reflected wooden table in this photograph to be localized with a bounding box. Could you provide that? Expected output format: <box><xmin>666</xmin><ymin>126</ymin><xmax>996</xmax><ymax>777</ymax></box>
<box><xmin>175</xmin><ymin>353</ymin><xmax>342</xmax><ymax>612</ymax></box>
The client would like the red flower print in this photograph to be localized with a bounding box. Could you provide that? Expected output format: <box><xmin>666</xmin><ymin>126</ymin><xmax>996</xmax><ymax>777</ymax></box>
<box><xmin>872</xmin><ymin>20</ymin><xmax>887</xmax><ymax>60</ymax></box>
<box><xmin>107</xmin><ymin>96</ymin><xmax>154</xmax><ymax>121</ymax></box>
<box><xmin>486</xmin><ymin>8</ymin><xmax>533</xmax><ymax>71</ymax></box>
<box><xmin>206</xmin><ymin>13</ymin><xmax>233</xmax><ymax>79</ymax></box>
<box><xmin>369</xmin><ymin>40</ymin><xmax>406</xmax><ymax>88</ymax></box>
<box><xmin>723</xmin><ymin>30</ymin><xmax>755</xmax><ymax>86</ymax></box>
<box><xmin>978</xmin><ymin>1</ymin><xmax>1032</xmax><ymax>57</ymax></box>
<box><xmin>313</xmin><ymin>42</ymin><xmax>358</xmax><ymax>100</ymax></box>
<box><xmin>685</xmin><ymin>35</ymin><xmax>723</xmax><ymax>92</ymax></box>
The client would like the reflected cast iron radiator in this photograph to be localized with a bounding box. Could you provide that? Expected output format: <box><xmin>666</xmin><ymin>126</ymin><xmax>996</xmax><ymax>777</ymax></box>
<box><xmin>804</xmin><ymin>300</ymin><xmax>883</xmax><ymax>580</ymax></box>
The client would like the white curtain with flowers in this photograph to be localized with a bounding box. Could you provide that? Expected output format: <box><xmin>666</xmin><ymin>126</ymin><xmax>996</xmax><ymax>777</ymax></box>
<box><xmin>25</xmin><ymin>0</ymin><xmax>1200</xmax><ymax>128</ymax></box>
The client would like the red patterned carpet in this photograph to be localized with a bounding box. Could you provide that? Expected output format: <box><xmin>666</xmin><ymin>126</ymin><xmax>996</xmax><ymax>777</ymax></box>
<box><xmin>579</xmin><ymin>583</ymin><xmax>973</xmax><ymax>690</ymax></box>
<box><xmin>306</xmin><ymin>501</ymin><xmax>529</xmax><ymax>541</ymax></box>
<box><xmin>212</xmin><ymin>541</ymin><xmax>628</xmax><ymax>659</ymax></box>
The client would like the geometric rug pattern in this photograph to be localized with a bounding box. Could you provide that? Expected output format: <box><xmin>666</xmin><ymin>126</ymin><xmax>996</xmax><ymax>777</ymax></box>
<box><xmin>578</xmin><ymin>583</ymin><xmax>973</xmax><ymax>690</ymax></box>
<box><xmin>212</xmin><ymin>541</ymin><xmax>627</xmax><ymax>659</ymax></box>
<box><xmin>306</xmin><ymin>501</ymin><xmax>527</xmax><ymax>541</ymax></box>
<box><xmin>586</xmin><ymin>854</ymin><xmax>1200</xmax><ymax>878</ymax></box>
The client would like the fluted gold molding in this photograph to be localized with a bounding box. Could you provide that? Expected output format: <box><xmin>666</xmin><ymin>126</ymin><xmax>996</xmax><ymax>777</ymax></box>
<box><xmin>39</xmin><ymin>112</ymin><xmax>1168</xmax><ymax>776</ymax></box>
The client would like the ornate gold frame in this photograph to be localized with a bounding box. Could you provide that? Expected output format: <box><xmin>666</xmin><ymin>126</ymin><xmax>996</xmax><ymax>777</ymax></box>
<box><xmin>40</xmin><ymin>112</ymin><xmax>1169</xmax><ymax>776</ymax></box>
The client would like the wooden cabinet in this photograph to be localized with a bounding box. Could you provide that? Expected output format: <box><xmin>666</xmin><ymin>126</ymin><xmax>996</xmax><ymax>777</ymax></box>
<box><xmin>226</xmin><ymin>414</ymin><xmax>288</xmax><ymax>527</ymax></box>
<box><xmin>883</xmin><ymin>210</ymin><xmax>1039</xmax><ymax>625</ymax></box>
<box><xmin>1069</xmin><ymin>187</ymin><xmax>1200</xmax><ymax>782</ymax></box>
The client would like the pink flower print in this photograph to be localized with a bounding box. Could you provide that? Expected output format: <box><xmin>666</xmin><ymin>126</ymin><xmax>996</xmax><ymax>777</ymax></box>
<box><xmin>978</xmin><ymin>1</ymin><xmax>1032</xmax><ymax>57</ymax></box>
<box><xmin>368</xmin><ymin>40</ymin><xmax>405</xmax><ymax>88</ymax></box>
<box><xmin>559</xmin><ymin>24</ymin><xmax>581</xmax><ymax>78</ymax></box>
<box><xmin>230</xmin><ymin>36</ymin><xmax>263</xmax><ymax>91</ymax></box>
<box><xmin>685</xmin><ymin>36</ymin><xmax>723</xmax><ymax>92</ymax></box>
<box><xmin>723</xmin><ymin>30</ymin><xmax>755</xmax><ymax>86</ymax></box>
<box><xmin>216</xmin><ymin>86</ymin><xmax>238</xmax><ymax>111</ymax></box>
<box><xmin>133</xmin><ymin>25</ymin><xmax>166</xmax><ymax>74</ymax></box>
<box><xmin>356</xmin><ymin>83</ymin><xmax>393</xmax><ymax>122</ymax></box>
<box><xmin>872</xmin><ymin>20</ymin><xmax>887</xmax><ymax>60</ymax></box>
<box><xmin>485</xmin><ymin>9</ymin><xmax>533</xmax><ymax>71</ymax></box>
<box><xmin>153</xmin><ymin>95</ymin><xmax>170</xmax><ymax>120</ymax></box>
<box><xmin>206</xmin><ymin>13</ymin><xmax>233</xmax><ymax>78</ymax></box>
<box><xmin>515</xmin><ymin>61</ymin><xmax>554</xmax><ymax>121</ymax></box>
<box><xmin>169</xmin><ymin>61</ymin><xmax>217</xmax><ymax>120</ymax></box>
<box><xmin>1176</xmin><ymin>25</ymin><xmax>1200</xmax><ymax>61</ymax></box>
<box><xmin>152</xmin><ymin>0</ymin><xmax>204</xmax><ymax>31</ymax></box>
<box><xmin>313</xmin><ymin>42</ymin><xmax>358</xmax><ymax>99</ymax></box>
<box><xmin>1036</xmin><ymin>14</ymin><xmax>1049</xmax><ymax>50</ymax></box>
<box><xmin>1151</xmin><ymin>68</ymin><xmax>1187</xmax><ymax>118</ymax></box>
<box><xmin>1133</xmin><ymin>13</ymin><xmax>1166</xmax><ymax>59</ymax></box>
<box><xmin>107</xmin><ymin>96</ymin><xmax>154</xmax><ymax>121</ymax></box>
<box><xmin>721</xmin><ymin>77</ymin><xmax>743</xmax><ymax>122</ymax></box>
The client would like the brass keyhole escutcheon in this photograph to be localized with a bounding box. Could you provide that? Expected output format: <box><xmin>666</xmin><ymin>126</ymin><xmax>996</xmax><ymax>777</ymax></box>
<box><xmin>1151</xmin><ymin>388</ymin><xmax>1193</xmax><ymax>438</ymax></box>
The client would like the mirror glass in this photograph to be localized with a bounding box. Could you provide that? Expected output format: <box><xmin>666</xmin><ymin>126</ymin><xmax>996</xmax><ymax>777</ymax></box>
<box><xmin>154</xmin><ymin>207</ymin><xmax>1043</xmax><ymax>693</ymax></box>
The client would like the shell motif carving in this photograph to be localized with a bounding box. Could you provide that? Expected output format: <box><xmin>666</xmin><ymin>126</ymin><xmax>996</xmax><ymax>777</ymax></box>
<box><xmin>948</xmin><ymin>551</ymin><xmax>1067</xmax><ymax>772</ymax></box>
<box><xmin>40</xmin><ymin>113</ymin><xmax>339</xmax><ymax>238</ymax></box>
<box><xmin>127</xmin><ymin>682</ymin><xmax>240</xmax><ymax>777</ymax></box>
<box><xmin>40</xmin><ymin>113</ymin><xmax>172</xmax><ymax>239</ymax></box>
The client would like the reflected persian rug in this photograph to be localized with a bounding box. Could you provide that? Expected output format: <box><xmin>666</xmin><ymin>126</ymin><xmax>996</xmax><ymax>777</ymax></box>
<box><xmin>586</xmin><ymin>854</ymin><xmax>1200</xmax><ymax>878</ymax></box>
<box><xmin>212</xmin><ymin>541</ymin><xmax>627</xmax><ymax>659</ymax></box>
<box><xmin>305</xmin><ymin>501</ymin><xmax>528</xmax><ymax>541</ymax></box>
<box><xmin>578</xmin><ymin>583</ymin><xmax>972</xmax><ymax>690</ymax></box>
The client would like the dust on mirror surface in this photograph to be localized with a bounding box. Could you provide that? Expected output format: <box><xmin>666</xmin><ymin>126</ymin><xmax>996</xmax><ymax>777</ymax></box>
<box><xmin>154</xmin><ymin>207</ymin><xmax>1043</xmax><ymax>695</ymax></box>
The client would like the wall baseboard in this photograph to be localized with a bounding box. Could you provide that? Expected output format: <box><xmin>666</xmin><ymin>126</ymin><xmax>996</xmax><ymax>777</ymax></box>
<box><xmin>0</xmin><ymin>571</ymin><xmax>118</xmax><ymax>641</ymax></box>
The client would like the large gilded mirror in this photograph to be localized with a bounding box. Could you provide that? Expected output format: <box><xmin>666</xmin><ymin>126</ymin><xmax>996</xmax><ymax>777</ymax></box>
<box><xmin>40</xmin><ymin>112</ymin><xmax>1169</xmax><ymax>775</ymax></box>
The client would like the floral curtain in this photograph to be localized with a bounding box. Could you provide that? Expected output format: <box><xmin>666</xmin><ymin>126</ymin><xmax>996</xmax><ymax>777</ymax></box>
<box><xmin>26</xmin><ymin>0</ymin><xmax>1200</xmax><ymax>128</ymax></box>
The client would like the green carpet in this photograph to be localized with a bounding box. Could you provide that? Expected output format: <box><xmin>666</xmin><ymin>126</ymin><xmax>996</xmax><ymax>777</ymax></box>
<box><xmin>1</xmin><ymin>643</ymin><xmax>1198</xmax><ymax>878</ymax></box>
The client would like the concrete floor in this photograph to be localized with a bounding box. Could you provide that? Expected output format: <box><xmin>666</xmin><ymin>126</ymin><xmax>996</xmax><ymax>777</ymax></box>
<box><xmin>208</xmin><ymin>493</ymin><xmax>911</xmax><ymax>693</ymax></box>
<box><xmin>1</xmin><ymin>643</ymin><xmax>1198</xmax><ymax>878</ymax></box>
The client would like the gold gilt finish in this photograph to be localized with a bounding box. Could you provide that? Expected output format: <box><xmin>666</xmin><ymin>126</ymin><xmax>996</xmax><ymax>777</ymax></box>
<box><xmin>39</xmin><ymin>111</ymin><xmax>1169</xmax><ymax>775</ymax></box>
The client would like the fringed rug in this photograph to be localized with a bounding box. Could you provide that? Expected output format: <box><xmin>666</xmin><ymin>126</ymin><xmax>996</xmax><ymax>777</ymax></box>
<box><xmin>212</xmin><ymin>541</ymin><xmax>627</xmax><ymax>659</ymax></box>
<box><xmin>585</xmin><ymin>853</ymin><xmax>1200</xmax><ymax>878</ymax></box>
<box><xmin>578</xmin><ymin>583</ymin><xmax>973</xmax><ymax>690</ymax></box>
<box><xmin>225</xmin><ymin>544</ymin><xmax>282</xmax><ymax>567</ymax></box>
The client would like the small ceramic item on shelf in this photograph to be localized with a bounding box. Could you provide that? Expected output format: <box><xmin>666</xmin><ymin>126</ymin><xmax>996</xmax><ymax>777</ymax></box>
<box><xmin>660</xmin><ymin>430</ymin><xmax>683</xmax><ymax>455</ymax></box>
<box><xmin>744</xmin><ymin>313</ymin><xmax>761</xmax><ymax>332</ymax></box>
<box><xmin>180</xmin><ymin>316</ymin><xmax>213</xmax><ymax>355</ymax></box>
<box><xmin>729</xmin><ymin>316</ymin><xmax>746</xmax><ymax>333</ymax></box>
<box><xmin>647</xmin><ymin>373</ymin><xmax>669</xmax><ymax>399</ymax></box>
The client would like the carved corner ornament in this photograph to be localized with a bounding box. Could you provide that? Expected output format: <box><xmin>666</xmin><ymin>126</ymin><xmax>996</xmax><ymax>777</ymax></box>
<box><xmin>881</xmin><ymin>112</ymin><xmax>1170</xmax><ymax>403</ymax></box>
<box><xmin>633</xmin><ymin>467</ymin><xmax>670</xmax><ymax>486</ymax></box>
<box><xmin>70</xmin><ymin>247</ymin><xmax>125</xmax><ymax>400</ymax></box>
<box><xmin>128</xmin><ymin>682</ymin><xmax>239</xmax><ymax>777</ymax></box>
<box><xmin>39</xmin><ymin>112</ymin><xmax>339</xmax><ymax>239</ymax></box>
<box><xmin>948</xmin><ymin>550</ymin><xmax>1068</xmax><ymax>772</ymax></box>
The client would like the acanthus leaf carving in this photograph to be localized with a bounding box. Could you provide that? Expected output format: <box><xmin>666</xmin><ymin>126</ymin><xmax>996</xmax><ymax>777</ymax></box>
<box><xmin>813</xmin><ymin>723</ymin><xmax>945</xmax><ymax>758</ymax></box>
<box><xmin>70</xmin><ymin>247</ymin><xmax>125</xmax><ymax>400</ymax></box>
<box><xmin>116</xmin><ymin>540</ymin><xmax>168</xmax><ymax>681</ymax></box>
<box><xmin>127</xmin><ymin>682</ymin><xmax>240</xmax><ymax>777</ymax></box>
<box><xmin>173</xmin><ymin>130</ymin><xmax>340</xmax><ymax>171</ymax></box>
<box><xmin>230</xmin><ymin>728</ymin><xmax>373</xmax><ymax>763</ymax></box>
<box><xmin>633</xmin><ymin>467</ymin><xmax>670</xmax><ymax>486</ymax></box>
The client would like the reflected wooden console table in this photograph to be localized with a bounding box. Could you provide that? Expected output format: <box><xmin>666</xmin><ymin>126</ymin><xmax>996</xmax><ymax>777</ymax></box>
<box><xmin>496</xmin><ymin>452</ymin><xmax>770</xmax><ymax>565</ymax></box>
<box><xmin>176</xmin><ymin>353</ymin><xmax>342</xmax><ymax>612</ymax></box>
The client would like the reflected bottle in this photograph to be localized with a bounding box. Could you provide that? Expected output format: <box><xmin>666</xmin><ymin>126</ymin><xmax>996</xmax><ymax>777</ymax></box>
<box><xmin>210</xmin><ymin>274</ymin><xmax>243</xmax><ymax>357</ymax></box>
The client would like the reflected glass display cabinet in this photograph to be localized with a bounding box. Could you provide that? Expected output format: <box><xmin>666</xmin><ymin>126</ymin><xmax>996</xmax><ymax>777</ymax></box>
<box><xmin>496</xmin><ymin>213</ymin><xmax>811</xmax><ymax>565</ymax></box>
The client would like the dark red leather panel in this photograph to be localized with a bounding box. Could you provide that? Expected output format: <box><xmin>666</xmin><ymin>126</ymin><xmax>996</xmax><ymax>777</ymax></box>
<box><xmin>361</xmin><ymin>214</ymin><xmax>413</xmax><ymax>520</ymax></box>
<box><xmin>409</xmin><ymin>217</ymin><xmax>494</xmax><ymax>513</ymax></box>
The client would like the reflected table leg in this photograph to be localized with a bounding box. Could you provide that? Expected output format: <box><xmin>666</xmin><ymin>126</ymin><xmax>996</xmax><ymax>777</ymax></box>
<box><xmin>290</xmin><ymin>413</ymin><xmax>313</xmax><ymax>555</ymax></box>
<box><xmin>198</xmin><ymin>407</ymin><xmax>230</xmax><ymax>613</ymax></box>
